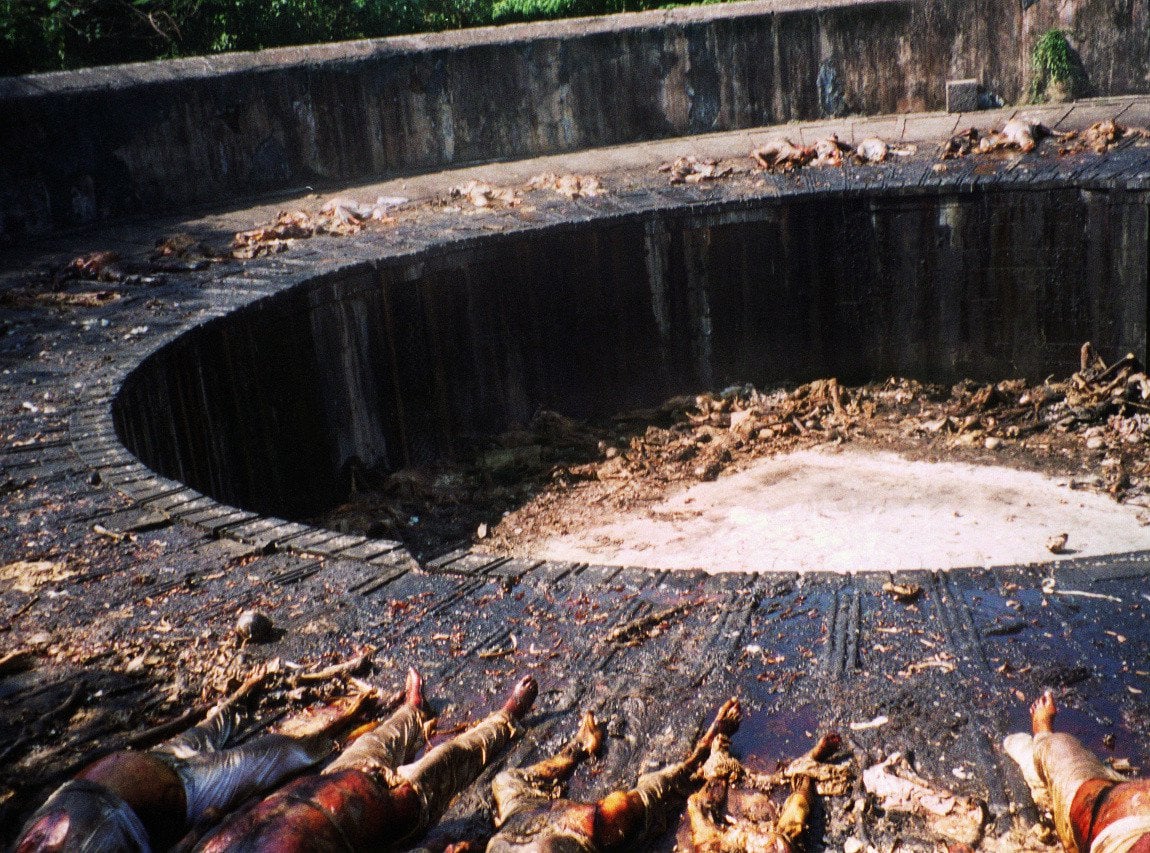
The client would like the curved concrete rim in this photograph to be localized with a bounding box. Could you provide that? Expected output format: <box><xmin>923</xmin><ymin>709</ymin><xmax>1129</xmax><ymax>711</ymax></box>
<box><xmin>72</xmin><ymin>114</ymin><xmax>1150</xmax><ymax>580</ymax></box>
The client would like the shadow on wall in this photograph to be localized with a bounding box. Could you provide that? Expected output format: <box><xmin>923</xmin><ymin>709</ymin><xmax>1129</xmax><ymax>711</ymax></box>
<box><xmin>112</xmin><ymin>186</ymin><xmax>1149</xmax><ymax>521</ymax></box>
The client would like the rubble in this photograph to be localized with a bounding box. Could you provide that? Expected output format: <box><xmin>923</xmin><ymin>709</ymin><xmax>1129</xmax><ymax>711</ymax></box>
<box><xmin>449</xmin><ymin>180</ymin><xmax>521</xmax><ymax>208</ymax></box>
<box><xmin>527</xmin><ymin>173</ymin><xmax>603</xmax><ymax>198</ymax></box>
<box><xmin>321</xmin><ymin>345</ymin><xmax>1150</xmax><ymax>559</ymax></box>
<box><xmin>751</xmin><ymin>138</ymin><xmax>814</xmax><ymax>171</ymax></box>
<box><xmin>862</xmin><ymin>752</ymin><xmax>987</xmax><ymax>846</ymax></box>
<box><xmin>659</xmin><ymin>156</ymin><xmax>732</xmax><ymax>184</ymax></box>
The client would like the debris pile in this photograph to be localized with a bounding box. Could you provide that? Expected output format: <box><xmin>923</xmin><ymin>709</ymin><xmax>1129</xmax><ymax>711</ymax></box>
<box><xmin>750</xmin><ymin>135</ymin><xmax>914</xmax><ymax>172</ymax></box>
<box><xmin>940</xmin><ymin>119</ymin><xmax>1150</xmax><ymax>161</ymax></box>
<box><xmin>1055</xmin><ymin>119</ymin><xmax>1150</xmax><ymax>155</ymax></box>
<box><xmin>320</xmin><ymin>345</ymin><xmax>1150</xmax><ymax>557</ymax></box>
<box><xmin>527</xmin><ymin>173</ymin><xmax>603</xmax><ymax>198</ymax></box>
<box><xmin>659</xmin><ymin>156</ymin><xmax>733</xmax><ymax>184</ymax></box>
<box><xmin>448</xmin><ymin>180</ymin><xmax>522</xmax><ymax>209</ymax></box>
<box><xmin>862</xmin><ymin>752</ymin><xmax>987</xmax><ymax>846</ymax></box>
<box><xmin>232</xmin><ymin>196</ymin><xmax>402</xmax><ymax>258</ymax></box>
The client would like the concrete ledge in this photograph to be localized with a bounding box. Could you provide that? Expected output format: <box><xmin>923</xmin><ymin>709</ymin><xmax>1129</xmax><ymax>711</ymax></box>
<box><xmin>3</xmin><ymin>0</ymin><xmax>1149</xmax><ymax>239</ymax></box>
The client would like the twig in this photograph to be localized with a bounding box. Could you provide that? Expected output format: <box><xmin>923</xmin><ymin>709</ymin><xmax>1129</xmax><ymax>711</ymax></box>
<box><xmin>0</xmin><ymin>649</ymin><xmax>36</xmax><ymax>676</ymax></box>
<box><xmin>10</xmin><ymin>595</ymin><xmax>39</xmax><ymax>621</ymax></box>
<box><xmin>205</xmin><ymin>667</ymin><xmax>270</xmax><ymax>723</ymax></box>
<box><xmin>0</xmin><ymin>678</ymin><xmax>86</xmax><ymax>764</ymax></box>
<box><xmin>290</xmin><ymin>650</ymin><xmax>373</xmax><ymax>686</ymax></box>
<box><xmin>603</xmin><ymin>604</ymin><xmax>688</xmax><ymax>645</ymax></box>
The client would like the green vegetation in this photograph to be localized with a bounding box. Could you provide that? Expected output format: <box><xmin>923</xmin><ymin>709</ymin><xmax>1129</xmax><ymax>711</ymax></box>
<box><xmin>0</xmin><ymin>0</ymin><xmax>735</xmax><ymax>75</ymax></box>
<box><xmin>1027</xmin><ymin>29</ymin><xmax>1086</xmax><ymax>103</ymax></box>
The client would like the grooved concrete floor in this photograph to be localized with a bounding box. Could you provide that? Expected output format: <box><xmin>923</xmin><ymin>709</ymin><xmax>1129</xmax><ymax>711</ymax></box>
<box><xmin>3</xmin><ymin>98</ymin><xmax>1150</xmax><ymax>849</ymax></box>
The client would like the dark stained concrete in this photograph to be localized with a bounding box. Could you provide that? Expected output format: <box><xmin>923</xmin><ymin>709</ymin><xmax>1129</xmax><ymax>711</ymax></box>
<box><xmin>2</xmin><ymin>102</ymin><xmax>1150</xmax><ymax>849</ymax></box>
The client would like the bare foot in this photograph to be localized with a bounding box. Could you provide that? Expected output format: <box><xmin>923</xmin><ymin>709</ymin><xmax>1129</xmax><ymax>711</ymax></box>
<box><xmin>688</xmin><ymin>698</ymin><xmax>742</xmax><ymax>767</ymax></box>
<box><xmin>406</xmin><ymin>667</ymin><xmax>431</xmax><ymax>715</ymax></box>
<box><xmin>1031</xmin><ymin>690</ymin><xmax>1056</xmax><ymax>735</ymax></box>
<box><xmin>503</xmin><ymin>675</ymin><xmax>539</xmax><ymax>720</ymax></box>
<box><xmin>710</xmin><ymin>697</ymin><xmax>742</xmax><ymax>740</ymax></box>
<box><xmin>575</xmin><ymin>711</ymin><xmax>605</xmax><ymax>758</ymax></box>
<box><xmin>807</xmin><ymin>732</ymin><xmax>843</xmax><ymax>762</ymax></box>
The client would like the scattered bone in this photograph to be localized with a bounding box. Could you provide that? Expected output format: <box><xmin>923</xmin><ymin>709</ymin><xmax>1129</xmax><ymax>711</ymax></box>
<box><xmin>850</xmin><ymin>715</ymin><xmax>889</xmax><ymax>731</ymax></box>
<box><xmin>863</xmin><ymin>752</ymin><xmax>986</xmax><ymax>846</ymax></box>
<box><xmin>882</xmin><ymin>581</ymin><xmax>923</xmax><ymax>602</ymax></box>
<box><xmin>751</xmin><ymin>138</ymin><xmax>814</xmax><ymax>171</ymax></box>
<box><xmin>1044</xmin><ymin>532</ymin><xmax>1069</xmax><ymax>554</ymax></box>
<box><xmin>450</xmin><ymin>180</ymin><xmax>521</xmax><ymax>208</ymax></box>
<box><xmin>1040</xmin><ymin>576</ymin><xmax>1123</xmax><ymax>602</ymax></box>
<box><xmin>940</xmin><ymin>128</ymin><xmax>980</xmax><ymax>159</ymax></box>
<box><xmin>813</xmin><ymin>134</ymin><xmax>851</xmax><ymax>166</ymax></box>
<box><xmin>854</xmin><ymin>138</ymin><xmax>916</xmax><ymax>164</ymax></box>
<box><xmin>528</xmin><ymin>173</ymin><xmax>603</xmax><ymax>198</ymax></box>
<box><xmin>603</xmin><ymin>604</ymin><xmax>688</xmax><ymax>645</ymax></box>
<box><xmin>901</xmin><ymin>654</ymin><xmax>957</xmax><ymax>677</ymax></box>
<box><xmin>660</xmin><ymin>157</ymin><xmax>732</xmax><ymax>184</ymax></box>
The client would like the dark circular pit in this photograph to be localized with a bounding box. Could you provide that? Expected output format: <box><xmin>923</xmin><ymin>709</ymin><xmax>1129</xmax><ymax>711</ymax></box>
<box><xmin>108</xmin><ymin>173</ymin><xmax>1150</xmax><ymax>568</ymax></box>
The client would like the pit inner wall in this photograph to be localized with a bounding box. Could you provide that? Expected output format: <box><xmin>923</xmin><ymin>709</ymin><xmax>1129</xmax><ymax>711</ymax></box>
<box><xmin>112</xmin><ymin>186</ymin><xmax>1149</xmax><ymax>521</ymax></box>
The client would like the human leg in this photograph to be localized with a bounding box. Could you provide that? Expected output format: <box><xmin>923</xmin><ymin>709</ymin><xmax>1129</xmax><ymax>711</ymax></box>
<box><xmin>592</xmin><ymin>697</ymin><xmax>741</xmax><ymax>850</ymax></box>
<box><xmin>492</xmin><ymin>710</ymin><xmax>603</xmax><ymax>827</ymax></box>
<box><xmin>325</xmin><ymin>668</ymin><xmax>433</xmax><ymax>775</ymax></box>
<box><xmin>1028</xmin><ymin>692</ymin><xmax>1124</xmax><ymax>853</ymax></box>
<box><xmin>396</xmin><ymin>676</ymin><xmax>538</xmax><ymax>839</ymax></box>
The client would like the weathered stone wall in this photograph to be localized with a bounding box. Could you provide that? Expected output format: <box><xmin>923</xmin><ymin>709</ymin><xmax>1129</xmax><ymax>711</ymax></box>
<box><xmin>2</xmin><ymin>0</ymin><xmax>1148</xmax><ymax>238</ymax></box>
<box><xmin>112</xmin><ymin>185</ymin><xmax>1149</xmax><ymax>519</ymax></box>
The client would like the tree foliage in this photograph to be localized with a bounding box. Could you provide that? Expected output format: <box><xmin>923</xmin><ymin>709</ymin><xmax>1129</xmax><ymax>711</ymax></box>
<box><xmin>1027</xmin><ymin>29</ymin><xmax>1086</xmax><ymax>103</ymax></box>
<box><xmin>0</xmin><ymin>0</ymin><xmax>726</xmax><ymax>74</ymax></box>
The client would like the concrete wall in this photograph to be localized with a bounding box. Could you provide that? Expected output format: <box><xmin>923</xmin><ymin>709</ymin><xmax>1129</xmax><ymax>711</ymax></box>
<box><xmin>112</xmin><ymin>185</ymin><xmax>1149</xmax><ymax>520</ymax></box>
<box><xmin>2</xmin><ymin>0</ymin><xmax>1149</xmax><ymax>238</ymax></box>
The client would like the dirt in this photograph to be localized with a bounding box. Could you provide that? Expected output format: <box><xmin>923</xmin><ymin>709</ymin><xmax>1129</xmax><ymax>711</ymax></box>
<box><xmin>317</xmin><ymin>348</ymin><xmax>1150</xmax><ymax>564</ymax></box>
